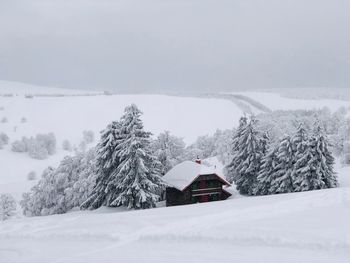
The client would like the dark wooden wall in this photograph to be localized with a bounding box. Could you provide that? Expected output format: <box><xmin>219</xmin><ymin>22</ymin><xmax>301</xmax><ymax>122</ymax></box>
<box><xmin>166</xmin><ymin>187</ymin><xmax>192</xmax><ymax>206</ymax></box>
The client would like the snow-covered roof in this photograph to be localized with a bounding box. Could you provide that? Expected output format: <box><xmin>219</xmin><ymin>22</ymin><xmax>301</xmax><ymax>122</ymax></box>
<box><xmin>162</xmin><ymin>161</ymin><xmax>230</xmax><ymax>191</ymax></box>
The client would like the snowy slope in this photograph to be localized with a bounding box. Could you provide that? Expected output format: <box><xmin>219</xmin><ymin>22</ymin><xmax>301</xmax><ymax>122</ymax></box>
<box><xmin>0</xmin><ymin>93</ymin><xmax>244</xmax><ymax>198</ymax></box>
<box><xmin>0</xmin><ymin>95</ymin><xmax>243</xmax><ymax>144</ymax></box>
<box><xmin>1</xmin><ymin>84</ymin><xmax>350</xmax><ymax>263</ymax></box>
<box><xmin>236</xmin><ymin>91</ymin><xmax>350</xmax><ymax>112</ymax></box>
<box><xmin>1</xmin><ymin>183</ymin><xmax>350</xmax><ymax>263</ymax></box>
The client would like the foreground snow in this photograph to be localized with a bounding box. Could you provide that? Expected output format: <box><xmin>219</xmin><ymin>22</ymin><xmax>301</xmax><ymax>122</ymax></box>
<box><xmin>1</xmin><ymin>184</ymin><xmax>350</xmax><ymax>263</ymax></box>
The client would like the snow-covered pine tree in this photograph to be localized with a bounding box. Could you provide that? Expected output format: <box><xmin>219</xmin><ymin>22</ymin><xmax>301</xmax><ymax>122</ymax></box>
<box><xmin>226</xmin><ymin>116</ymin><xmax>262</xmax><ymax>195</ymax></box>
<box><xmin>108</xmin><ymin>104</ymin><xmax>163</xmax><ymax>209</ymax></box>
<box><xmin>80</xmin><ymin>121</ymin><xmax>121</xmax><ymax>209</ymax></box>
<box><xmin>225</xmin><ymin>116</ymin><xmax>248</xmax><ymax>183</ymax></box>
<box><xmin>259</xmin><ymin>132</ymin><xmax>270</xmax><ymax>157</ymax></box>
<box><xmin>291</xmin><ymin>123</ymin><xmax>310</xmax><ymax>191</ymax></box>
<box><xmin>254</xmin><ymin>144</ymin><xmax>278</xmax><ymax>195</ymax></box>
<box><xmin>269</xmin><ymin>135</ymin><xmax>295</xmax><ymax>194</ymax></box>
<box><xmin>306</xmin><ymin>124</ymin><xmax>338</xmax><ymax>190</ymax></box>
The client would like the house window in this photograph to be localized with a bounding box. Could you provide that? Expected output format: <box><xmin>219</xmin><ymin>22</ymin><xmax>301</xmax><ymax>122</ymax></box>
<box><xmin>199</xmin><ymin>180</ymin><xmax>206</xmax><ymax>189</ymax></box>
<box><xmin>207</xmin><ymin>180</ymin><xmax>219</xmax><ymax>189</ymax></box>
<box><xmin>192</xmin><ymin>182</ymin><xmax>199</xmax><ymax>190</ymax></box>
<box><xmin>213</xmin><ymin>181</ymin><xmax>220</xmax><ymax>188</ymax></box>
<box><xmin>209</xmin><ymin>194</ymin><xmax>219</xmax><ymax>201</ymax></box>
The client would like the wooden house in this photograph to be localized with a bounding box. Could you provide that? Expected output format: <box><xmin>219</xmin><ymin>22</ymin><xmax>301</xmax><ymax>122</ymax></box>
<box><xmin>162</xmin><ymin>159</ymin><xmax>232</xmax><ymax>207</ymax></box>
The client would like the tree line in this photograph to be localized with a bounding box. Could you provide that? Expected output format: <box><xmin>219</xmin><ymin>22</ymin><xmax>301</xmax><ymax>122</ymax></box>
<box><xmin>18</xmin><ymin>105</ymin><xmax>339</xmax><ymax>217</ymax></box>
<box><xmin>226</xmin><ymin>116</ymin><xmax>338</xmax><ymax>196</ymax></box>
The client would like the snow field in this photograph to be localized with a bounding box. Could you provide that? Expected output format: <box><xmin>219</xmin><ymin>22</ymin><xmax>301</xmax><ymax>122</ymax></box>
<box><xmin>1</xmin><ymin>85</ymin><xmax>350</xmax><ymax>262</ymax></box>
<box><xmin>236</xmin><ymin>91</ymin><xmax>350</xmax><ymax>112</ymax></box>
<box><xmin>0</xmin><ymin>94</ymin><xmax>243</xmax><ymax>199</ymax></box>
<box><xmin>1</xmin><ymin>184</ymin><xmax>350</xmax><ymax>262</ymax></box>
<box><xmin>0</xmin><ymin>95</ymin><xmax>243</xmax><ymax>145</ymax></box>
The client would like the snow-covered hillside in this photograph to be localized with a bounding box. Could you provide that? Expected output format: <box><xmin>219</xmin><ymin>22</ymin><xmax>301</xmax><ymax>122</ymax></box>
<box><xmin>0</xmin><ymin>90</ymin><xmax>244</xmax><ymax>198</ymax></box>
<box><xmin>237</xmin><ymin>91</ymin><xmax>350</xmax><ymax>112</ymax></box>
<box><xmin>1</xmin><ymin>84</ymin><xmax>350</xmax><ymax>199</ymax></box>
<box><xmin>1</xmin><ymin>83</ymin><xmax>350</xmax><ymax>263</ymax></box>
<box><xmin>0</xmin><ymin>94</ymin><xmax>242</xmax><ymax>144</ymax></box>
<box><xmin>1</xmin><ymin>168</ymin><xmax>350</xmax><ymax>263</ymax></box>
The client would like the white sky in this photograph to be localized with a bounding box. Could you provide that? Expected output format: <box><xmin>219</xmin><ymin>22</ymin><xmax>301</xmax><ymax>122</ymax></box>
<box><xmin>0</xmin><ymin>0</ymin><xmax>349</xmax><ymax>92</ymax></box>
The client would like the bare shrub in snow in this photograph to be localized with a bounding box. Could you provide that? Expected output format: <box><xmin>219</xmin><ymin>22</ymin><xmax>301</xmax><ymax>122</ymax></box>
<box><xmin>0</xmin><ymin>132</ymin><xmax>9</xmax><ymax>144</ymax></box>
<box><xmin>0</xmin><ymin>132</ymin><xmax>9</xmax><ymax>149</ymax></box>
<box><xmin>181</xmin><ymin>129</ymin><xmax>234</xmax><ymax>165</ymax></box>
<box><xmin>0</xmin><ymin>194</ymin><xmax>17</xmax><ymax>221</ymax></box>
<box><xmin>83</xmin><ymin>130</ymin><xmax>94</xmax><ymax>144</ymax></box>
<box><xmin>62</xmin><ymin>139</ymin><xmax>72</xmax><ymax>151</ymax></box>
<box><xmin>28</xmin><ymin>142</ymin><xmax>49</xmax><ymax>159</ymax></box>
<box><xmin>212</xmin><ymin>129</ymin><xmax>235</xmax><ymax>165</ymax></box>
<box><xmin>11</xmin><ymin>138</ymin><xmax>28</xmax><ymax>152</ymax></box>
<box><xmin>341</xmin><ymin>141</ymin><xmax>350</xmax><ymax>166</ymax></box>
<box><xmin>1</xmin><ymin>117</ymin><xmax>8</xmax><ymax>123</ymax></box>
<box><xmin>36</xmin><ymin>133</ymin><xmax>56</xmax><ymax>155</ymax></box>
<box><xmin>21</xmin><ymin>117</ymin><xmax>27</xmax><ymax>123</ymax></box>
<box><xmin>78</xmin><ymin>141</ymin><xmax>87</xmax><ymax>152</ymax></box>
<box><xmin>21</xmin><ymin>149</ymin><xmax>97</xmax><ymax>216</ymax></box>
<box><xmin>151</xmin><ymin>131</ymin><xmax>186</xmax><ymax>175</ymax></box>
<box><xmin>11</xmin><ymin>133</ymin><xmax>56</xmax><ymax>159</ymax></box>
<box><xmin>27</xmin><ymin>171</ymin><xmax>37</xmax><ymax>181</ymax></box>
<box><xmin>186</xmin><ymin>135</ymin><xmax>216</xmax><ymax>160</ymax></box>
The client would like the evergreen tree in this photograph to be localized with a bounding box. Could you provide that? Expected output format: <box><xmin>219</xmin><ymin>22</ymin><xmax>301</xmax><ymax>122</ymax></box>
<box><xmin>108</xmin><ymin>104</ymin><xmax>163</xmax><ymax>209</ymax></box>
<box><xmin>269</xmin><ymin>135</ymin><xmax>295</xmax><ymax>194</ymax></box>
<box><xmin>81</xmin><ymin>121</ymin><xmax>121</xmax><ymax>209</ymax></box>
<box><xmin>226</xmin><ymin>116</ymin><xmax>262</xmax><ymax>195</ymax></box>
<box><xmin>306</xmin><ymin>125</ymin><xmax>337</xmax><ymax>190</ymax></box>
<box><xmin>254</xmin><ymin>145</ymin><xmax>278</xmax><ymax>195</ymax></box>
<box><xmin>259</xmin><ymin>132</ymin><xmax>270</xmax><ymax>157</ymax></box>
<box><xmin>291</xmin><ymin>124</ymin><xmax>310</xmax><ymax>191</ymax></box>
<box><xmin>225</xmin><ymin>116</ymin><xmax>248</xmax><ymax>183</ymax></box>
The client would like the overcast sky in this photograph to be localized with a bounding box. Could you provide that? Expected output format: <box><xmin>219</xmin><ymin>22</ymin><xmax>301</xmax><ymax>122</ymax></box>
<box><xmin>0</xmin><ymin>0</ymin><xmax>349</xmax><ymax>92</ymax></box>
